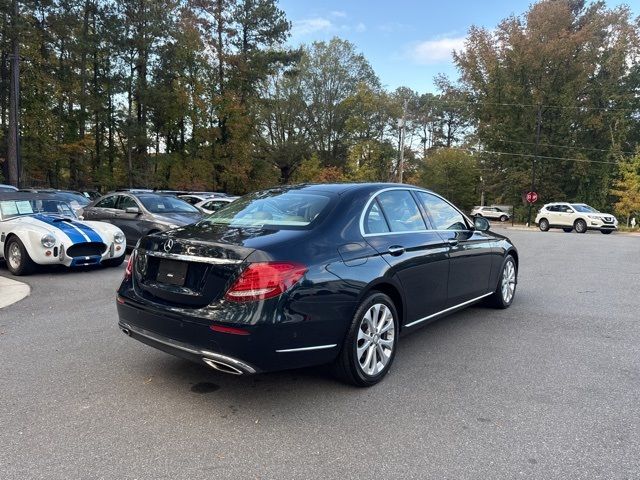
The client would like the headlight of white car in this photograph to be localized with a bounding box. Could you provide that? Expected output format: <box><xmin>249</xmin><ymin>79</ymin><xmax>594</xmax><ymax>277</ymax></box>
<box><xmin>168</xmin><ymin>224</ymin><xmax>179</xmax><ymax>229</ymax></box>
<box><xmin>41</xmin><ymin>233</ymin><xmax>56</xmax><ymax>248</ymax></box>
<box><xmin>114</xmin><ymin>232</ymin><xmax>125</xmax><ymax>244</ymax></box>
<box><xmin>587</xmin><ymin>215</ymin><xmax>600</xmax><ymax>219</ymax></box>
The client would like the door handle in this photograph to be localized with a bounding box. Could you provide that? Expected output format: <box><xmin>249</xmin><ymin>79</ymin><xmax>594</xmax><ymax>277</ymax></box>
<box><xmin>447</xmin><ymin>239</ymin><xmax>459</xmax><ymax>247</ymax></box>
<box><xmin>388</xmin><ymin>245</ymin><xmax>405</xmax><ymax>256</ymax></box>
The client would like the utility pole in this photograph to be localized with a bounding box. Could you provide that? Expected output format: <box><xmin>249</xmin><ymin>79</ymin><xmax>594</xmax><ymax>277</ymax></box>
<box><xmin>7</xmin><ymin>0</ymin><xmax>21</xmax><ymax>188</ymax></box>
<box><xmin>526</xmin><ymin>104</ymin><xmax>542</xmax><ymax>227</ymax></box>
<box><xmin>398</xmin><ymin>98</ymin><xmax>408</xmax><ymax>183</ymax></box>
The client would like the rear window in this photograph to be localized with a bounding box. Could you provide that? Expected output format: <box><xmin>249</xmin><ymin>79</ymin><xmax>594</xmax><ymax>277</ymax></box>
<box><xmin>138</xmin><ymin>195</ymin><xmax>199</xmax><ymax>213</ymax></box>
<box><xmin>199</xmin><ymin>190</ymin><xmax>331</xmax><ymax>228</ymax></box>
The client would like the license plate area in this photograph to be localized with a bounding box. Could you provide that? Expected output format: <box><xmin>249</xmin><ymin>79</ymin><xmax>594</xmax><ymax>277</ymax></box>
<box><xmin>156</xmin><ymin>259</ymin><xmax>188</xmax><ymax>286</ymax></box>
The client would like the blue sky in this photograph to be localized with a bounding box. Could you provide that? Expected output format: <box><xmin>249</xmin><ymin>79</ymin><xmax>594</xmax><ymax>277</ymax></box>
<box><xmin>279</xmin><ymin>0</ymin><xmax>640</xmax><ymax>94</ymax></box>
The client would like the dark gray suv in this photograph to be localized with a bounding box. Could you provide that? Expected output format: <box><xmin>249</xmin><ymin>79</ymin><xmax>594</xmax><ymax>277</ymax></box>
<box><xmin>80</xmin><ymin>192</ymin><xmax>203</xmax><ymax>247</ymax></box>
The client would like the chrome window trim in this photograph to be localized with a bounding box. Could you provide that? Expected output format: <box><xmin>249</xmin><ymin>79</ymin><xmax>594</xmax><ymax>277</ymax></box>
<box><xmin>359</xmin><ymin>186</ymin><xmax>473</xmax><ymax>238</ymax></box>
<box><xmin>143</xmin><ymin>249</ymin><xmax>243</xmax><ymax>265</ymax></box>
<box><xmin>404</xmin><ymin>292</ymin><xmax>493</xmax><ymax>328</ymax></box>
<box><xmin>275</xmin><ymin>344</ymin><xmax>337</xmax><ymax>353</ymax></box>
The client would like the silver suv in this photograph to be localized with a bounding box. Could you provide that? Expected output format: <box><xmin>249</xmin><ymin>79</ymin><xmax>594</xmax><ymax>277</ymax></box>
<box><xmin>470</xmin><ymin>206</ymin><xmax>510</xmax><ymax>222</ymax></box>
<box><xmin>535</xmin><ymin>203</ymin><xmax>618</xmax><ymax>234</ymax></box>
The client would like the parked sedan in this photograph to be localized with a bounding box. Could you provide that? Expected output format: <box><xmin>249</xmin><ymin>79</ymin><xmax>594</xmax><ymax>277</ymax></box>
<box><xmin>116</xmin><ymin>183</ymin><xmax>518</xmax><ymax>386</ymax></box>
<box><xmin>81</xmin><ymin>192</ymin><xmax>202</xmax><ymax>247</ymax></box>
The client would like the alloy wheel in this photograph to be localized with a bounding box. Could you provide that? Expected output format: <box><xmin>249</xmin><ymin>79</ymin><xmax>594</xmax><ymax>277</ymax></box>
<box><xmin>8</xmin><ymin>242</ymin><xmax>22</xmax><ymax>270</ymax></box>
<box><xmin>501</xmin><ymin>260</ymin><xmax>516</xmax><ymax>304</ymax></box>
<box><xmin>357</xmin><ymin>303</ymin><xmax>395</xmax><ymax>377</ymax></box>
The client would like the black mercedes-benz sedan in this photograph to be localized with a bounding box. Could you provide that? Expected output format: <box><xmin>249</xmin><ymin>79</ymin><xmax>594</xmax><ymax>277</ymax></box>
<box><xmin>116</xmin><ymin>183</ymin><xmax>518</xmax><ymax>386</ymax></box>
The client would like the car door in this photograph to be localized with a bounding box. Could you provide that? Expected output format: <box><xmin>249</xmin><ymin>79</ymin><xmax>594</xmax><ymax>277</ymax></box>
<box><xmin>558</xmin><ymin>204</ymin><xmax>575</xmax><ymax>226</ymax></box>
<box><xmin>84</xmin><ymin>194</ymin><xmax>118</xmax><ymax>223</ymax></box>
<box><xmin>362</xmin><ymin>189</ymin><xmax>449</xmax><ymax>325</ymax></box>
<box><xmin>114</xmin><ymin>194</ymin><xmax>143</xmax><ymax>246</ymax></box>
<box><xmin>415</xmin><ymin>191</ymin><xmax>494</xmax><ymax>307</ymax></box>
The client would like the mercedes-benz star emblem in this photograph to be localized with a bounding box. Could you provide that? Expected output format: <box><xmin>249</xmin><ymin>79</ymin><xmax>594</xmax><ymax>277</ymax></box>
<box><xmin>163</xmin><ymin>239</ymin><xmax>174</xmax><ymax>253</ymax></box>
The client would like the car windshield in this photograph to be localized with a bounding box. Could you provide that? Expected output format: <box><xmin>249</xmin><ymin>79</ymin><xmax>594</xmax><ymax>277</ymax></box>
<box><xmin>199</xmin><ymin>190</ymin><xmax>331</xmax><ymax>228</ymax></box>
<box><xmin>138</xmin><ymin>195</ymin><xmax>199</xmax><ymax>213</ymax></box>
<box><xmin>571</xmin><ymin>204</ymin><xmax>599</xmax><ymax>213</ymax></box>
<box><xmin>0</xmin><ymin>199</ymin><xmax>76</xmax><ymax>220</ymax></box>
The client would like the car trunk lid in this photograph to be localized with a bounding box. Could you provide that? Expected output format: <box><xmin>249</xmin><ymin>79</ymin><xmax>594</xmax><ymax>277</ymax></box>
<box><xmin>134</xmin><ymin>230</ymin><xmax>253</xmax><ymax>308</ymax></box>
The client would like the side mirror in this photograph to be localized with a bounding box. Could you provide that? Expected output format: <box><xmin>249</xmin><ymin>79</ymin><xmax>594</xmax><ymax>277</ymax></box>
<box><xmin>125</xmin><ymin>206</ymin><xmax>140</xmax><ymax>214</ymax></box>
<box><xmin>474</xmin><ymin>215</ymin><xmax>490</xmax><ymax>232</ymax></box>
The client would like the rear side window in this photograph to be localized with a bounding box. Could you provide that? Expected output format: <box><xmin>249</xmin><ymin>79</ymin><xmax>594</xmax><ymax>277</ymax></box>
<box><xmin>376</xmin><ymin>190</ymin><xmax>426</xmax><ymax>232</ymax></box>
<box><xmin>363</xmin><ymin>201</ymin><xmax>390</xmax><ymax>234</ymax></box>
<box><xmin>415</xmin><ymin>192</ymin><xmax>468</xmax><ymax>231</ymax></box>
<box><xmin>95</xmin><ymin>196</ymin><xmax>116</xmax><ymax>209</ymax></box>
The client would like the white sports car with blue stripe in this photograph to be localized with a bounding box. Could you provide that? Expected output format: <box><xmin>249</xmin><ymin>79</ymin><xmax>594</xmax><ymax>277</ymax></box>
<box><xmin>0</xmin><ymin>192</ymin><xmax>126</xmax><ymax>275</ymax></box>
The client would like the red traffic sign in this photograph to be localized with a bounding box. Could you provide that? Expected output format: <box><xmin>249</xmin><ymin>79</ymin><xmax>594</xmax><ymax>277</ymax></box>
<box><xmin>526</xmin><ymin>191</ymin><xmax>538</xmax><ymax>204</ymax></box>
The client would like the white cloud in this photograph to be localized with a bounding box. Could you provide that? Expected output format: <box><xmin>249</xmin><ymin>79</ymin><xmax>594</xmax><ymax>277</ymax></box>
<box><xmin>408</xmin><ymin>36</ymin><xmax>466</xmax><ymax>64</ymax></box>
<box><xmin>355</xmin><ymin>22</ymin><xmax>366</xmax><ymax>33</ymax></box>
<box><xmin>330</xmin><ymin>10</ymin><xmax>347</xmax><ymax>18</ymax></box>
<box><xmin>292</xmin><ymin>17</ymin><xmax>333</xmax><ymax>36</ymax></box>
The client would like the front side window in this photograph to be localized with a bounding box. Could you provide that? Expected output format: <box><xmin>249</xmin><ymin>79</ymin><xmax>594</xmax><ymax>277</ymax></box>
<box><xmin>416</xmin><ymin>192</ymin><xmax>468</xmax><ymax>231</ymax></box>
<box><xmin>95</xmin><ymin>196</ymin><xmax>117</xmax><ymax>209</ymax></box>
<box><xmin>199</xmin><ymin>189</ymin><xmax>332</xmax><ymax>229</ymax></box>
<box><xmin>117</xmin><ymin>195</ymin><xmax>138</xmax><ymax>211</ymax></box>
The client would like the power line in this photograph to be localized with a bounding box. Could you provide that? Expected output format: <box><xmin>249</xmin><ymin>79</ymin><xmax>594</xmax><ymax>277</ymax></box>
<box><xmin>422</xmin><ymin>97</ymin><xmax>637</xmax><ymax>113</ymax></box>
<box><xmin>494</xmin><ymin>138</ymin><xmax>636</xmax><ymax>155</ymax></box>
<box><xmin>448</xmin><ymin>147</ymin><xmax>621</xmax><ymax>165</ymax></box>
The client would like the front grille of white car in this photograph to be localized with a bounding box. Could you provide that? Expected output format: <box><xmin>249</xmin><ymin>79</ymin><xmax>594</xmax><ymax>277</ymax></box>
<box><xmin>603</xmin><ymin>217</ymin><xmax>614</xmax><ymax>223</ymax></box>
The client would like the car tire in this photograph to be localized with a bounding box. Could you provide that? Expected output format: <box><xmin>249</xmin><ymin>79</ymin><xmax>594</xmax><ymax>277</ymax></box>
<box><xmin>601</xmin><ymin>230</ymin><xmax>613</xmax><ymax>235</ymax></box>
<box><xmin>486</xmin><ymin>255</ymin><xmax>517</xmax><ymax>309</ymax></box>
<box><xmin>333</xmin><ymin>292</ymin><xmax>399</xmax><ymax>387</ymax></box>
<box><xmin>499</xmin><ymin>215</ymin><xmax>508</xmax><ymax>222</ymax></box>
<box><xmin>574</xmin><ymin>219</ymin><xmax>587</xmax><ymax>233</ymax></box>
<box><xmin>4</xmin><ymin>237</ymin><xmax>36</xmax><ymax>276</ymax></box>
<box><xmin>538</xmin><ymin>219</ymin><xmax>550</xmax><ymax>231</ymax></box>
<box><xmin>562</xmin><ymin>228</ymin><xmax>573</xmax><ymax>233</ymax></box>
<box><xmin>102</xmin><ymin>255</ymin><xmax>126</xmax><ymax>267</ymax></box>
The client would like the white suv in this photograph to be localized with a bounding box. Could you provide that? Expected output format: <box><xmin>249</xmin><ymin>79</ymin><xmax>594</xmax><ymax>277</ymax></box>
<box><xmin>535</xmin><ymin>203</ymin><xmax>618</xmax><ymax>234</ymax></box>
<box><xmin>470</xmin><ymin>206</ymin><xmax>510</xmax><ymax>222</ymax></box>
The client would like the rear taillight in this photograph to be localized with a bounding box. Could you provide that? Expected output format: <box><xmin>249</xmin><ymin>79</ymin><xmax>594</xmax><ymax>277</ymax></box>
<box><xmin>124</xmin><ymin>251</ymin><xmax>134</xmax><ymax>281</ymax></box>
<box><xmin>224</xmin><ymin>262</ymin><xmax>307</xmax><ymax>302</ymax></box>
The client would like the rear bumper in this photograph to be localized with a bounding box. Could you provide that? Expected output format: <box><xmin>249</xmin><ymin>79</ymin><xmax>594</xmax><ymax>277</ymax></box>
<box><xmin>118</xmin><ymin>321</ymin><xmax>257</xmax><ymax>374</ymax></box>
<box><xmin>116</xmin><ymin>296</ymin><xmax>347</xmax><ymax>373</ymax></box>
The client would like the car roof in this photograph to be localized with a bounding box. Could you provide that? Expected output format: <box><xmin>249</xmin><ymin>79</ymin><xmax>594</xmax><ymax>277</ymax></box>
<box><xmin>283</xmin><ymin>182</ymin><xmax>434</xmax><ymax>195</ymax></box>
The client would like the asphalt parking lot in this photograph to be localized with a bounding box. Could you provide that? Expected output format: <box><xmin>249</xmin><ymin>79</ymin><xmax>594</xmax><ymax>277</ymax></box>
<box><xmin>1</xmin><ymin>228</ymin><xmax>639</xmax><ymax>480</ymax></box>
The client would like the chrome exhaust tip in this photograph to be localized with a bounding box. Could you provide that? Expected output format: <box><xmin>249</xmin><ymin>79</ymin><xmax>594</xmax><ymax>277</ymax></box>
<box><xmin>202</xmin><ymin>357</ymin><xmax>243</xmax><ymax>375</ymax></box>
<box><xmin>120</xmin><ymin>327</ymin><xmax>131</xmax><ymax>336</ymax></box>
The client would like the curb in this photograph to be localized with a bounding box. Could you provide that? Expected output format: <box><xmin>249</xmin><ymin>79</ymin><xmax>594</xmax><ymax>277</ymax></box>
<box><xmin>0</xmin><ymin>275</ymin><xmax>31</xmax><ymax>309</ymax></box>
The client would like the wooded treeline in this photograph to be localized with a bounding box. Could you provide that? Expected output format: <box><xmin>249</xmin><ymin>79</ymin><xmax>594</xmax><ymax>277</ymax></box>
<box><xmin>1</xmin><ymin>0</ymin><xmax>639</xmax><ymax>218</ymax></box>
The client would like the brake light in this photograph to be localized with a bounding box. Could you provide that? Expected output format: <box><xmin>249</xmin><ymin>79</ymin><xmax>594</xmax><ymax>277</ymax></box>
<box><xmin>225</xmin><ymin>262</ymin><xmax>307</xmax><ymax>302</ymax></box>
<box><xmin>124</xmin><ymin>252</ymin><xmax>134</xmax><ymax>280</ymax></box>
